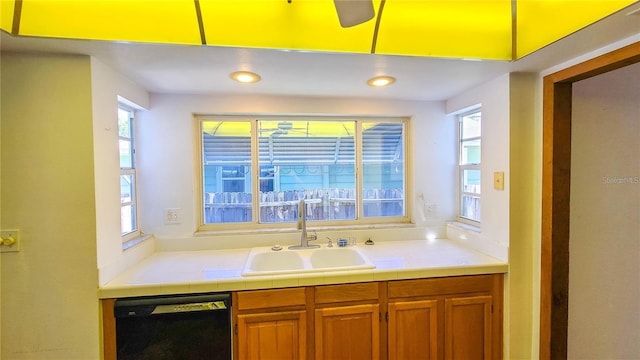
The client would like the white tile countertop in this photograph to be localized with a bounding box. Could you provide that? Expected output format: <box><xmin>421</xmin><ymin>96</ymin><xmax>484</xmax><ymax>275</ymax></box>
<box><xmin>99</xmin><ymin>239</ymin><xmax>508</xmax><ymax>299</ymax></box>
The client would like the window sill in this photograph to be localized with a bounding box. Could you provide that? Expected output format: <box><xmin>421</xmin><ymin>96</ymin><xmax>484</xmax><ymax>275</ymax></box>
<box><xmin>122</xmin><ymin>233</ymin><xmax>153</xmax><ymax>251</ymax></box>
<box><xmin>447</xmin><ymin>221</ymin><xmax>481</xmax><ymax>233</ymax></box>
<box><xmin>194</xmin><ymin>222</ymin><xmax>416</xmax><ymax>237</ymax></box>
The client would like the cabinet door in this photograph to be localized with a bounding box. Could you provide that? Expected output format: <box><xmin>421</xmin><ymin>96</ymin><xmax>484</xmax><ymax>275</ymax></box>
<box><xmin>444</xmin><ymin>295</ymin><xmax>492</xmax><ymax>360</ymax></box>
<box><xmin>315</xmin><ymin>304</ymin><xmax>379</xmax><ymax>360</ymax></box>
<box><xmin>388</xmin><ymin>299</ymin><xmax>438</xmax><ymax>360</ymax></box>
<box><xmin>237</xmin><ymin>310</ymin><xmax>306</xmax><ymax>360</ymax></box>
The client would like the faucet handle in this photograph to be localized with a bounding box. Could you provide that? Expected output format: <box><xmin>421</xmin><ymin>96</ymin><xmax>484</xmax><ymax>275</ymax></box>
<box><xmin>308</xmin><ymin>230</ymin><xmax>318</xmax><ymax>241</ymax></box>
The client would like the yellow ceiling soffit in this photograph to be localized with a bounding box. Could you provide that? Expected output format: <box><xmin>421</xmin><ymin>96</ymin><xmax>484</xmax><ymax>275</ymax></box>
<box><xmin>516</xmin><ymin>0</ymin><xmax>637</xmax><ymax>58</ymax></box>
<box><xmin>14</xmin><ymin>0</ymin><xmax>203</xmax><ymax>45</ymax></box>
<box><xmin>1</xmin><ymin>0</ymin><xmax>15</xmax><ymax>33</ymax></box>
<box><xmin>1</xmin><ymin>0</ymin><xmax>637</xmax><ymax>61</ymax></box>
<box><xmin>199</xmin><ymin>0</ymin><xmax>377</xmax><ymax>54</ymax></box>
<box><xmin>376</xmin><ymin>0</ymin><xmax>512</xmax><ymax>60</ymax></box>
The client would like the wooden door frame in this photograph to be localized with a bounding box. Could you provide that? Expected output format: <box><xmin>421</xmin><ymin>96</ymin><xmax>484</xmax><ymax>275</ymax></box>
<box><xmin>540</xmin><ymin>41</ymin><xmax>640</xmax><ymax>359</ymax></box>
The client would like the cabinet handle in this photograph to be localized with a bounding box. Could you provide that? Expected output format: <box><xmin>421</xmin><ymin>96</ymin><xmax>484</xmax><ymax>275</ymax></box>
<box><xmin>385</xmin><ymin>312</ymin><xmax>389</xmax><ymax>322</ymax></box>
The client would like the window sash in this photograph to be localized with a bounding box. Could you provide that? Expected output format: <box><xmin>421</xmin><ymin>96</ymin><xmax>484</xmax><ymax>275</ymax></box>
<box><xmin>460</xmin><ymin>137</ymin><xmax>481</xmax><ymax>166</ymax></box>
<box><xmin>458</xmin><ymin>110</ymin><xmax>481</xmax><ymax>224</ymax></box>
<box><xmin>119</xmin><ymin>106</ymin><xmax>139</xmax><ymax>239</ymax></box>
<box><xmin>121</xmin><ymin>171</ymin><xmax>139</xmax><ymax>237</ymax></box>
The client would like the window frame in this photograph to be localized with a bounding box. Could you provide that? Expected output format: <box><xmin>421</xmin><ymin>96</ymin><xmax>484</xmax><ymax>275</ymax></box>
<box><xmin>195</xmin><ymin>115</ymin><xmax>411</xmax><ymax>233</ymax></box>
<box><xmin>457</xmin><ymin>109</ymin><xmax>481</xmax><ymax>225</ymax></box>
<box><xmin>119</xmin><ymin>105</ymin><xmax>140</xmax><ymax>241</ymax></box>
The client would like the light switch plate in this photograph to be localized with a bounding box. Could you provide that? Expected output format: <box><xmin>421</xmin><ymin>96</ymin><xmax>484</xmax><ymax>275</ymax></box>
<box><xmin>494</xmin><ymin>172</ymin><xmax>505</xmax><ymax>190</ymax></box>
<box><xmin>1</xmin><ymin>229</ymin><xmax>21</xmax><ymax>253</ymax></box>
<box><xmin>164</xmin><ymin>208</ymin><xmax>182</xmax><ymax>225</ymax></box>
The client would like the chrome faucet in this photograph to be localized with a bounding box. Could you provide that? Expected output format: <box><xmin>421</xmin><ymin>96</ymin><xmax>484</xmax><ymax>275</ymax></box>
<box><xmin>289</xmin><ymin>199</ymin><xmax>320</xmax><ymax>250</ymax></box>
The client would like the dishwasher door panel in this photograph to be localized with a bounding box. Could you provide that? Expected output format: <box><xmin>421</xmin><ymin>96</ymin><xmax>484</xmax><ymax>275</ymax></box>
<box><xmin>115</xmin><ymin>293</ymin><xmax>231</xmax><ymax>360</ymax></box>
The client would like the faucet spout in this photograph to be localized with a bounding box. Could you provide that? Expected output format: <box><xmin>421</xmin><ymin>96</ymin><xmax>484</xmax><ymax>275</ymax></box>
<box><xmin>289</xmin><ymin>199</ymin><xmax>320</xmax><ymax>250</ymax></box>
<box><xmin>297</xmin><ymin>199</ymin><xmax>305</xmax><ymax>233</ymax></box>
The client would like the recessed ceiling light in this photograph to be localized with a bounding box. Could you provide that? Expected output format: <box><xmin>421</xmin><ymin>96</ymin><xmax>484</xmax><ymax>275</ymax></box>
<box><xmin>230</xmin><ymin>71</ymin><xmax>261</xmax><ymax>83</ymax></box>
<box><xmin>367</xmin><ymin>75</ymin><xmax>396</xmax><ymax>87</ymax></box>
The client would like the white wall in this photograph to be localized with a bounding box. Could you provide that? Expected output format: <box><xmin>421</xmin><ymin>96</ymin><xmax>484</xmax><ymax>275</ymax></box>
<box><xmin>90</xmin><ymin>57</ymin><xmax>154</xmax><ymax>286</ymax></box>
<box><xmin>445</xmin><ymin>73</ymin><xmax>511</xmax><ymax>257</ymax></box>
<box><xmin>1</xmin><ymin>54</ymin><xmax>100</xmax><ymax>359</ymax></box>
<box><xmin>568</xmin><ymin>62</ymin><xmax>640</xmax><ymax>359</ymax></box>
<box><xmin>136</xmin><ymin>94</ymin><xmax>456</xmax><ymax>249</ymax></box>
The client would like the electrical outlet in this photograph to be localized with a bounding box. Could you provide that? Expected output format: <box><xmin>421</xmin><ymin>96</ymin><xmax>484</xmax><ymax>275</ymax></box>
<box><xmin>1</xmin><ymin>229</ymin><xmax>21</xmax><ymax>253</ymax></box>
<box><xmin>164</xmin><ymin>208</ymin><xmax>182</xmax><ymax>225</ymax></box>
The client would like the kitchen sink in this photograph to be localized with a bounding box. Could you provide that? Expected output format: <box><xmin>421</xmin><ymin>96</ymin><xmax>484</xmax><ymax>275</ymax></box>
<box><xmin>245</xmin><ymin>250</ymin><xmax>305</xmax><ymax>272</ymax></box>
<box><xmin>241</xmin><ymin>246</ymin><xmax>375</xmax><ymax>276</ymax></box>
<box><xmin>309</xmin><ymin>248</ymin><xmax>370</xmax><ymax>269</ymax></box>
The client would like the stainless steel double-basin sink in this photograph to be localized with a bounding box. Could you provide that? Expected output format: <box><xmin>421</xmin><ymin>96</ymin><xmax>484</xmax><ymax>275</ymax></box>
<box><xmin>242</xmin><ymin>246</ymin><xmax>375</xmax><ymax>276</ymax></box>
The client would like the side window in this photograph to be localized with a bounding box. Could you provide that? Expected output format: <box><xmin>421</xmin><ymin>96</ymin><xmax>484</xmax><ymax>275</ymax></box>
<box><xmin>119</xmin><ymin>106</ymin><xmax>138</xmax><ymax>237</ymax></box>
<box><xmin>459</xmin><ymin>110</ymin><xmax>481</xmax><ymax>223</ymax></box>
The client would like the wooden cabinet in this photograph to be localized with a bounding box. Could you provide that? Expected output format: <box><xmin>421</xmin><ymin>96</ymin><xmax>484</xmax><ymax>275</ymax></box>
<box><xmin>444</xmin><ymin>295</ymin><xmax>492</xmax><ymax>360</ymax></box>
<box><xmin>233</xmin><ymin>274</ymin><xmax>502</xmax><ymax>360</ymax></box>
<box><xmin>235</xmin><ymin>282</ymin><xmax>382</xmax><ymax>360</ymax></box>
<box><xmin>387</xmin><ymin>274</ymin><xmax>503</xmax><ymax>360</ymax></box>
<box><xmin>237</xmin><ymin>310</ymin><xmax>307</xmax><ymax>360</ymax></box>
<box><xmin>315</xmin><ymin>304</ymin><xmax>380</xmax><ymax>360</ymax></box>
<box><xmin>314</xmin><ymin>282</ymin><xmax>381</xmax><ymax>360</ymax></box>
<box><xmin>387</xmin><ymin>299</ymin><xmax>438</xmax><ymax>360</ymax></box>
<box><xmin>235</xmin><ymin>287</ymin><xmax>309</xmax><ymax>360</ymax></box>
<box><xmin>101</xmin><ymin>298</ymin><xmax>117</xmax><ymax>360</ymax></box>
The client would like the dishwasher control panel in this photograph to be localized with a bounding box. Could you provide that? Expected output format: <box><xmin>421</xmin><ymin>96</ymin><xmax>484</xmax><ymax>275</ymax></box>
<box><xmin>152</xmin><ymin>300</ymin><xmax>227</xmax><ymax>314</ymax></box>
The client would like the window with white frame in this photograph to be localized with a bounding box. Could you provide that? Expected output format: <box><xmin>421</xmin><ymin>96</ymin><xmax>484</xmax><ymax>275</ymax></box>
<box><xmin>198</xmin><ymin>116</ymin><xmax>407</xmax><ymax>230</ymax></box>
<box><xmin>119</xmin><ymin>106</ymin><xmax>138</xmax><ymax>237</ymax></box>
<box><xmin>459</xmin><ymin>110</ymin><xmax>481</xmax><ymax>223</ymax></box>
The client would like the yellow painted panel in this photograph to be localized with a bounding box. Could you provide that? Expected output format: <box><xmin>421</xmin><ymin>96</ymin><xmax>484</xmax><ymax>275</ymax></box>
<box><xmin>6</xmin><ymin>0</ymin><xmax>634</xmax><ymax>60</ymax></box>
<box><xmin>199</xmin><ymin>0</ymin><xmax>377</xmax><ymax>53</ymax></box>
<box><xmin>517</xmin><ymin>0</ymin><xmax>637</xmax><ymax>58</ymax></box>
<box><xmin>376</xmin><ymin>0</ymin><xmax>513</xmax><ymax>60</ymax></box>
<box><xmin>19</xmin><ymin>0</ymin><xmax>202</xmax><ymax>45</ymax></box>
<box><xmin>1</xmin><ymin>0</ymin><xmax>15</xmax><ymax>33</ymax></box>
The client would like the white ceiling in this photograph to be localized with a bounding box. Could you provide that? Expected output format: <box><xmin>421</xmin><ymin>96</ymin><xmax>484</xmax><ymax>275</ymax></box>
<box><xmin>1</xmin><ymin>3</ymin><xmax>639</xmax><ymax>101</ymax></box>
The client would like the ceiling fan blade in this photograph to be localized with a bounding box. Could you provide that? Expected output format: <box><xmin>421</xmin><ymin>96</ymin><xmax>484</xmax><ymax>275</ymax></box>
<box><xmin>333</xmin><ymin>0</ymin><xmax>375</xmax><ymax>28</ymax></box>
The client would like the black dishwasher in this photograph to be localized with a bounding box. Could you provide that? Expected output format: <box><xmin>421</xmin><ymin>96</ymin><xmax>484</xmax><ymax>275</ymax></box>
<box><xmin>114</xmin><ymin>293</ymin><xmax>231</xmax><ymax>360</ymax></box>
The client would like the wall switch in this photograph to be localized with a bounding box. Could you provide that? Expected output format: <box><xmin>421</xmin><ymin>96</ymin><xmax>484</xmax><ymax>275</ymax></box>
<box><xmin>164</xmin><ymin>208</ymin><xmax>182</xmax><ymax>225</ymax></box>
<box><xmin>494</xmin><ymin>171</ymin><xmax>505</xmax><ymax>190</ymax></box>
<box><xmin>1</xmin><ymin>229</ymin><xmax>21</xmax><ymax>253</ymax></box>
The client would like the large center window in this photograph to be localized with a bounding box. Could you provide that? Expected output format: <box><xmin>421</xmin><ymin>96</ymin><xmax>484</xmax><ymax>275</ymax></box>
<box><xmin>198</xmin><ymin>116</ymin><xmax>407</xmax><ymax>230</ymax></box>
